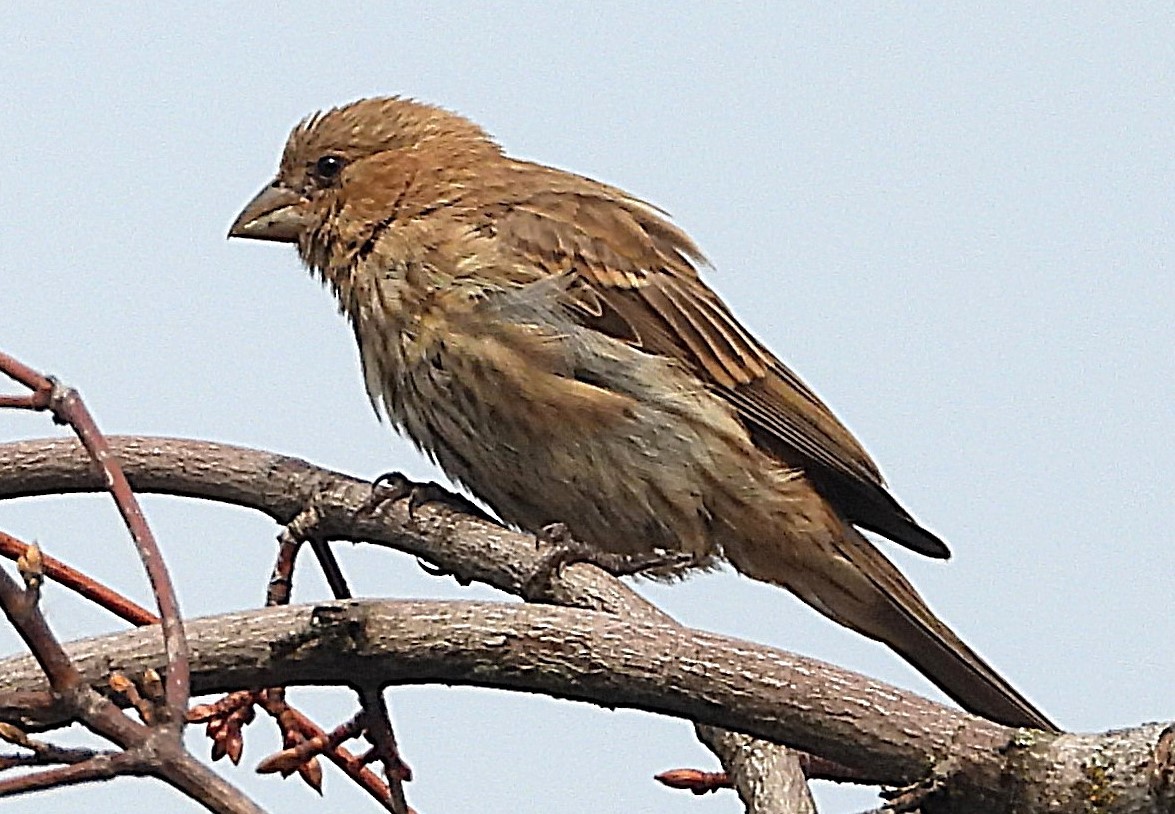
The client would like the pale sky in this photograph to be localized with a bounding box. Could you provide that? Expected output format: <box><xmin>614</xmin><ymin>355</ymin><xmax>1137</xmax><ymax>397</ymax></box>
<box><xmin>1</xmin><ymin>4</ymin><xmax>1171</xmax><ymax>812</ymax></box>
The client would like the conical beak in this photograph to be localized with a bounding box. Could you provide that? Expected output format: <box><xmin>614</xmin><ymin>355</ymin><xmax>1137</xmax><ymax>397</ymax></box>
<box><xmin>228</xmin><ymin>183</ymin><xmax>308</xmax><ymax>242</ymax></box>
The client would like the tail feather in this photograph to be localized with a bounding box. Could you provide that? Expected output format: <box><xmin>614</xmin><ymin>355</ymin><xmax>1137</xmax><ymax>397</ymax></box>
<box><xmin>825</xmin><ymin>530</ymin><xmax>1057</xmax><ymax>731</ymax></box>
<box><xmin>717</xmin><ymin>489</ymin><xmax>1057</xmax><ymax>730</ymax></box>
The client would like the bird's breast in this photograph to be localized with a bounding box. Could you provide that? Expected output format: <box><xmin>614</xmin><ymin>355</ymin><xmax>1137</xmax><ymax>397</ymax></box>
<box><xmin>344</xmin><ymin>270</ymin><xmax>805</xmax><ymax>574</ymax></box>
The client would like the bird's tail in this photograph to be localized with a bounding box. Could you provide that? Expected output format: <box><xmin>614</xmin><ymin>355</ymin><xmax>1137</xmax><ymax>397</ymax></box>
<box><xmin>822</xmin><ymin>530</ymin><xmax>1056</xmax><ymax>730</ymax></box>
<box><xmin>730</xmin><ymin>525</ymin><xmax>1057</xmax><ymax>731</ymax></box>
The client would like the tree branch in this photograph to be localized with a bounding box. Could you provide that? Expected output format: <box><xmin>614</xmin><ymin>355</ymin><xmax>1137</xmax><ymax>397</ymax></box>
<box><xmin>3</xmin><ymin>436</ymin><xmax>1170</xmax><ymax>813</ymax></box>
<box><xmin>0</xmin><ymin>435</ymin><xmax>900</xmax><ymax>807</ymax></box>
<box><xmin>0</xmin><ymin>599</ymin><xmax>1167</xmax><ymax>813</ymax></box>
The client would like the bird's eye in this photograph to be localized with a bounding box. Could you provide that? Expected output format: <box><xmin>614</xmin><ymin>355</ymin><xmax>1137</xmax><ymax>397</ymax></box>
<box><xmin>313</xmin><ymin>154</ymin><xmax>346</xmax><ymax>181</ymax></box>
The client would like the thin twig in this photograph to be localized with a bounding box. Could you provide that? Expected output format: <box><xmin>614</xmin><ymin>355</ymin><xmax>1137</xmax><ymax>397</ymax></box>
<box><xmin>0</xmin><ymin>357</ymin><xmax>264</xmax><ymax>812</ymax></box>
<box><xmin>0</xmin><ymin>749</ymin><xmax>142</xmax><ymax>795</ymax></box>
<box><xmin>256</xmin><ymin>708</ymin><xmax>364</xmax><ymax>775</ymax></box>
<box><xmin>47</xmin><ymin>386</ymin><xmax>190</xmax><ymax>724</ymax></box>
<box><xmin>0</xmin><ymin>560</ymin><xmax>85</xmax><ymax>694</ymax></box>
<box><xmin>0</xmin><ymin>531</ymin><xmax>158</xmax><ymax>625</ymax></box>
<box><xmin>271</xmin><ymin>701</ymin><xmax>397</xmax><ymax>810</ymax></box>
<box><xmin>310</xmin><ymin>538</ymin><xmax>351</xmax><ymax>600</ymax></box>
<box><xmin>358</xmin><ymin>686</ymin><xmax>411</xmax><ymax>814</ymax></box>
<box><xmin>0</xmin><ymin>745</ymin><xmax>105</xmax><ymax>770</ymax></box>
<box><xmin>0</xmin><ymin>353</ymin><xmax>189</xmax><ymax>725</ymax></box>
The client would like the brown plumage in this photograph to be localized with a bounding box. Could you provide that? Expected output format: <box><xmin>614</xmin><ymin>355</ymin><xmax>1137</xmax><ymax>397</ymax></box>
<box><xmin>229</xmin><ymin>96</ymin><xmax>1056</xmax><ymax>731</ymax></box>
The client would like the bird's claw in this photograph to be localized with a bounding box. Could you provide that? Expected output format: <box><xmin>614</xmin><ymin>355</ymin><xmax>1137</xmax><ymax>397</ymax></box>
<box><xmin>359</xmin><ymin>472</ymin><xmax>491</xmax><ymax>522</ymax></box>
<box><xmin>358</xmin><ymin>472</ymin><xmax>414</xmax><ymax>517</ymax></box>
<box><xmin>406</xmin><ymin>480</ymin><xmax>492</xmax><ymax>521</ymax></box>
<box><xmin>524</xmin><ymin>523</ymin><xmax>695</xmax><ymax>598</ymax></box>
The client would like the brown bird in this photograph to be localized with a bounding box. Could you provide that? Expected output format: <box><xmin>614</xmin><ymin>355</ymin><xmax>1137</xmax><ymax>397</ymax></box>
<box><xmin>229</xmin><ymin>96</ymin><xmax>1055</xmax><ymax>731</ymax></box>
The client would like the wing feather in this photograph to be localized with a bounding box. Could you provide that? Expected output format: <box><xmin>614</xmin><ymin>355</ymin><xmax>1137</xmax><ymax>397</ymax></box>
<box><xmin>485</xmin><ymin>175</ymin><xmax>949</xmax><ymax>558</ymax></box>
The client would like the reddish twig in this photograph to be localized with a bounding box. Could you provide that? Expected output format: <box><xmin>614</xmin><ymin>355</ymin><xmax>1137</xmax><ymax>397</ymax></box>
<box><xmin>0</xmin><ymin>394</ymin><xmax>50</xmax><ymax>410</ymax></box>
<box><xmin>225</xmin><ymin>696</ymin><xmax>406</xmax><ymax>812</ymax></box>
<box><xmin>275</xmin><ymin>507</ymin><xmax>407</xmax><ymax>811</ymax></box>
<box><xmin>256</xmin><ymin>708</ymin><xmax>364</xmax><ymax>776</ymax></box>
<box><xmin>0</xmin><ymin>354</ymin><xmax>52</xmax><ymax>396</ymax></box>
<box><xmin>655</xmin><ymin>768</ymin><xmax>732</xmax><ymax>795</ymax></box>
<box><xmin>207</xmin><ymin>503</ymin><xmax>404</xmax><ymax>808</ymax></box>
<box><xmin>358</xmin><ymin>686</ymin><xmax>411</xmax><ymax>814</ymax></box>
<box><xmin>48</xmin><ymin>387</ymin><xmax>189</xmax><ymax>723</ymax></box>
<box><xmin>0</xmin><ymin>531</ymin><xmax>158</xmax><ymax>626</ymax></box>
<box><xmin>0</xmin><ymin>352</ymin><xmax>189</xmax><ymax>725</ymax></box>
<box><xmin>267</xmin><ymin>532</ymin><xmax>301</xmax><ymax>608</ymax></box>
<box><xmin>253</xmin><ymin>703</ymin><xmax>407</xmax><ymax>812</ymax></box>
<box><xmin>269</xmin><ymin>700</ymin><xmax>398</xmax><ymax>810</ymax></box>
<box><xmin>255</xmin><ymin>690</ymin><xmax>309</xmax><ymax>780</ymax></box>
<box><xmin>0</xmin><ymin>354</ymin><xmax>267</xmax><ymax>811</ymax></box>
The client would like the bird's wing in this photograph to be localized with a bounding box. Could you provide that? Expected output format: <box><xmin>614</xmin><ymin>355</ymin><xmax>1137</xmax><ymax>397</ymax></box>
<box><xmin>489</xmin><ymin>185</ymin><xmax>950</xmax><ymax>558</ymax></box>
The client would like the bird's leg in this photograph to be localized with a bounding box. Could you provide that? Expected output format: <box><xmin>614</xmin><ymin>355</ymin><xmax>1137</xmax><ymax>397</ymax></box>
<box><xmin>359</xmin><ymin>471</ymin><xmax>493</xmax><ymax>522</ymax></box>
<box><xmin>524</xmin><ymin>522</ymin><xmax>695</xmax><ymax>598</ymax></box>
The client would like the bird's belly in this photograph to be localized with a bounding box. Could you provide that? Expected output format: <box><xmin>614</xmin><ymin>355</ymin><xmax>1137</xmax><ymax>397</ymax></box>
<box><xmin>390</xmin><ymin>365</ymin><xmax>742</xmax><ymax>567</ymax></box>
<box><xmin>363</xmin><ymin>310</ymin><xmax>824</xmax><ymax>576</ymax></box>
<box><xmin>447</xmin><ymin>397</ymin><xmax>706</xmax><ymax>557</ymax></box>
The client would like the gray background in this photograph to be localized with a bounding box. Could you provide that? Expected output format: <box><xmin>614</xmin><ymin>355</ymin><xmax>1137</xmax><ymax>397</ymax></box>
<box><xmin>0</xmin><ymin>4</ymin><xmax>1170</xmax><ymax>812</ymax></box>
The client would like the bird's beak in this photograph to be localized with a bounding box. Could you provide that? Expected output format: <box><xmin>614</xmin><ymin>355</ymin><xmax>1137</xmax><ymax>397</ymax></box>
<box><xmin>228</xmin><ymin>183</ymin><xmax>309</xmax><ymax>242</ymax></box>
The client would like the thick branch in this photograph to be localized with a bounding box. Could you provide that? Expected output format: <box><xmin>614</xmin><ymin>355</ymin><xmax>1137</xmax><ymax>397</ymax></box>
<box><xmin>0</xmin><ymin>435</ymin><xmax>604</xmax><ymax>601</ymax></box>
<box><xmin>0</xmin><ymin>602</ymin><xmax>993</xmax><ymax>777</ymax></box>
<box><xmin>0</xmin><ymin>436</ymin><xmax>939</xmax><ymax>799</ymax></box>
<box><xmin>0</xmin><ymin>599</ymin><xmax>1000</xmax><ymax>778</ymax></box>
<box><xmin>5</xmin><ymin>437</ymin><xmax>1170</xmax><ymax>813</ymax></box>
<box><xmin>2</xmin><ymin>437</ymin><xmax>814</xmax><ymax>805</ymax></box>
<box><xmin>0</xmin><ymin>600</ymin><xmax>1166</xmax><ymax>813</ymax></box>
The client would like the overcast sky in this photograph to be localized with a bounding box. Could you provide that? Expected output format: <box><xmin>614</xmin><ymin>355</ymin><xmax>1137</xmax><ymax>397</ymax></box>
<box><xmin>1</xmin><ymin>4</ymin><xmax>1171</xmax><ymax>812</ymax></box>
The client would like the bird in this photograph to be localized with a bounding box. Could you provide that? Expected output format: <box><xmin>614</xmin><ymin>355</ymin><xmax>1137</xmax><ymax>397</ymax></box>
<box><xmin>229</xmin><ymin>96</ymin><xmax>1056</xmax><ymax>731</ymax></box>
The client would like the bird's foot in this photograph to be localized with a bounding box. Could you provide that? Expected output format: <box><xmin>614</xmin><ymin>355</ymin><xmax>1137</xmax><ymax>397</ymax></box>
<box><xmin>359</xmin><ymin>471</ymin><xmax>492</xmax><ymax>522</ymax></box>
<box><xmin>524</xmin><ymin>522</ymin><xmax>694</xmax><ymax>597</ymax></box>
<box><xmin>357</xmin><ymin>471</ymin><xmax>413</xmax><ymax>517</ymax></box>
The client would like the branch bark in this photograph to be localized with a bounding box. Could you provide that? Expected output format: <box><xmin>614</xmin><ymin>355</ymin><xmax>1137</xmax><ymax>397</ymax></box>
<box><xmin>0</xmin><ymin>435</ymin><xmax>813</xmax><ymax>804</ymax></box>
<box><xmin>1</xmin><ymin>437</ymin><xmax>1171</xmax><ymax>813</ymax></box>
<box><xmin>0</xmin><ymin>599</ymin><xmax>1168</xmax><ymax>813</ymax></box>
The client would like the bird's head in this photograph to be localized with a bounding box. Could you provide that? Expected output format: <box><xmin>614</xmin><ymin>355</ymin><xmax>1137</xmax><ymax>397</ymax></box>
<box><xmin>228</xmin><ymin>96</ymin><xmax>502</xmax><ymax>272</ymax></box>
